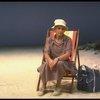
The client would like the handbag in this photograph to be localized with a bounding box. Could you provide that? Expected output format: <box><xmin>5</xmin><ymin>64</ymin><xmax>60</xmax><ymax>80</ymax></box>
<box><xmin>77</xmin><ymin>65</ymin><xmax>100</xmax><ymax>92</ymax></box>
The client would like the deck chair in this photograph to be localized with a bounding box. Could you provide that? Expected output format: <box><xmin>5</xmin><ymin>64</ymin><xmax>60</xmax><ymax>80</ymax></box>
<box><xmin>37</xmin><ymin>28</ymin><xmax>80</xmax><ymax>93</ymax></box>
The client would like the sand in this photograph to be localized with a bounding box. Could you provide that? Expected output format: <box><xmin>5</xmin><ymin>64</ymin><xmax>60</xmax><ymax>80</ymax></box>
<box><xmin>0</xmin><ymin>47</ymin><xmax>100</xmax><ymax>98</ymax></box>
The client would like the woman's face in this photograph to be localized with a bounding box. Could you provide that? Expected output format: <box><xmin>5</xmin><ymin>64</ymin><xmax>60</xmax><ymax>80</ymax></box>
<box><xmin>54</xmin><ymin>25</ymin><xmax>66</xmax><ymax>37</ymax></box>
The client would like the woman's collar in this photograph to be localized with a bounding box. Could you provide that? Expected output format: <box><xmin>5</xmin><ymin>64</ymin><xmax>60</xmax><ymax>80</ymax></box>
<box><xmin>51</xmin><ymin>34</ymin><xmax>66</xmax><ymax>42</ymax></box>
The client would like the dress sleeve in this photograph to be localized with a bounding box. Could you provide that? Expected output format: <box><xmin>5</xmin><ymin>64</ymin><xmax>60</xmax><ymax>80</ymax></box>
<box><xmin>64</xmin><ymin>38</ymin><xmax>72</xmax><ymax>55</ymax></box>
<box><xmin>44</xmin><ymin>37</ymin><xmax>51</xmax><ymax>55</ymax></box>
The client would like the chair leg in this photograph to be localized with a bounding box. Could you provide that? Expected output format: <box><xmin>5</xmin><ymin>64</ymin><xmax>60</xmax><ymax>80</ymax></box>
<box><xmin>37</xmin><ymin>74</ymin><xmax>41</xmax><ymax>91</ymax></box>
<box><xmin>69</xmin><ymin>76</ymin><xmax>74</xmax><ymax>93</ymax></box>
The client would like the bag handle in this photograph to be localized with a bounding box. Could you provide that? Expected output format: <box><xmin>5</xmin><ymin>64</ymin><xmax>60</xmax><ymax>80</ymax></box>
<box><xmin>78</xmin><ymin>65</ymin><xmax>87</xmax><ymax>76</ymax></box>
<box><xmin>79</xmin><ymin>64</ymin><xmax>87</xmax><ymax>70</ymax></box>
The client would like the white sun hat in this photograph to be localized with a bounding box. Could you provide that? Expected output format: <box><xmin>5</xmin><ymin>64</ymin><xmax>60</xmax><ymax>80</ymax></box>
<box><xmin>53</xmin><ymin>19</ymin><xmax>68</xmax><ymax>29</ymax></box>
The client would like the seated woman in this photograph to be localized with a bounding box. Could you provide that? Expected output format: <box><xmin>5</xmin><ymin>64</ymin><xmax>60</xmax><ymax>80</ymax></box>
<box><xmin>38</xmin><ymin>19</ymin><xmax>77</xmax><ymax>96</ymax></box>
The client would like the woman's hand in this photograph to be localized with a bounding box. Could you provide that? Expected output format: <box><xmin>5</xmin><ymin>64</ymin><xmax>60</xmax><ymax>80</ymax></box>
<box><xmin>53</xmin><ymin>58</ymin><xmax>59</xmax><ymax>65</ymax></box>
<box><xmin>49</xmin><ymin>58</ymin><xmax>59</xmax><ymax>70</ymax></box>
<box><xmin>48</xmin><ymin>59</ymin><xmax>53</xmax><ymax>70</ymax></box>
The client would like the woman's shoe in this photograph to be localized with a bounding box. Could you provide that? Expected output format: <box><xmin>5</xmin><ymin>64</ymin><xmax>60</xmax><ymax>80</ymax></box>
<box><xmin>37</xmin><ymin>89</ymin><xmax>47</xmax><ymax>96</ymax></box>
<box><xmin>52</xmin><ymin>87</ymin><xmax>61</xmax><ymax>96</ymax></box>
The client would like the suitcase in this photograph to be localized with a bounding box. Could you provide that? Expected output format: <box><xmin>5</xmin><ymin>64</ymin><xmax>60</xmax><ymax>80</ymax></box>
<box><xmin>77</xmin><ymin>65</ymin><xmax>100</xmax><ymax>92</ymax></box>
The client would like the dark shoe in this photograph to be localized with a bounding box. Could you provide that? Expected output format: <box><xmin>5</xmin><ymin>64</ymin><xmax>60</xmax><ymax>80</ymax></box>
<box><xmin>37</xmin><ymin>89</ymin><xmax>47</xmax><ymax>96</ymax></box>
<box><xmin>52</xmin><ymin>87</ymin><xmax>61</xmax><ymax>96</ymax></box>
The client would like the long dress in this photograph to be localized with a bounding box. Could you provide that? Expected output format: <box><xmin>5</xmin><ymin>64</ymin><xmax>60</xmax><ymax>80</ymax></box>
<box><xmin>39</xmin><ymin>34</ymin><xmax>77</xmax><ymax>84</ymax></box>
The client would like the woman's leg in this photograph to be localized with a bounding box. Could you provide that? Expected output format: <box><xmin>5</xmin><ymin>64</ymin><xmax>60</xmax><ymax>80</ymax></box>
<box><xmin>56</xmin><ymin>80</ymin><xmax>61</xmax><ymax>88</ymax></box>
<box><xmin>52</xmin><ymin>61</ymin><xmax>64</xmax><ymax>96</ymax></box>
<box><xmin>42</xmin><ymin>82</ymin><xmax>47</xmax><ymax>89</ymax></box>
<box><xmin>52</xmin><ymin>79</ymin><xmax>62</xmax><ymax>96</ymax></box>
<box><xmin>38</xmin><ymin>82</ymin><xmax>47</xmax><ymax>96</ymax></box>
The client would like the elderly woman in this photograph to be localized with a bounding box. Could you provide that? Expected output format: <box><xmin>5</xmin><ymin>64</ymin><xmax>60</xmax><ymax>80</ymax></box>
<box><xmin>38</xmin><ymin>19</ymin><xmax>77</xmax><ymax>96</ymax></box>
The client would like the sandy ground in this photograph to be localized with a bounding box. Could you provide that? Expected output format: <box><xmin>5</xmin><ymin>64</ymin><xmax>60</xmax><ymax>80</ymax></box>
<box><xmin>0</xmin><ymin>47</ymin><xmax>100</xmax><ymax>99</ymax></box>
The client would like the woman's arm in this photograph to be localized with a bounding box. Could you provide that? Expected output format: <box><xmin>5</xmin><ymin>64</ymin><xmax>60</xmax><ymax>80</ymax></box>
<box><xmin>57</xmin><ymin>38</ymin><xmax>72</xmax><ymax>61</ymax></box>
<box><xmin>44</xmin><ymin>37</ymin><xmax>59</xmax><ymax>70</ymax></box>
<box><xmin>57</xmin><ymin>51</ymin><xmax>71</xmax><ymax>61</ymax></box>
<box><xmin>44</xmin><ymin>53</ymin><xmax>53</xmax><ymax>64</ymax></box>
<box><xmin>44</xmin><ymin>37</ymin><xmax>52</xmax><ymax>63</ymax></box>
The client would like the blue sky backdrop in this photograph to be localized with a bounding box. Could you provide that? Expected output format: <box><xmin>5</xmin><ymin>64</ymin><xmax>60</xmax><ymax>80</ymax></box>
<box><xmin>0</xmin><ymin>2</ymin><xmax>100</xmax><ymax>46</ymax></box>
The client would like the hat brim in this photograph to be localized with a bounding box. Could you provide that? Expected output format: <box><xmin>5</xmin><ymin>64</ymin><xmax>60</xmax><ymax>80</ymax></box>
<box><xmin>51</xmin><ymin>25</ymin><xmax>68</xmax><ymax>29</ymax></box>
